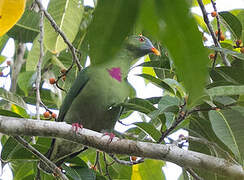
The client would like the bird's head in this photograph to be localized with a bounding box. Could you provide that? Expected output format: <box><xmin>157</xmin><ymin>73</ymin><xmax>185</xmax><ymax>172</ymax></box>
<box><xmin>125</xmin><ymin>35</ymin><xmax>160</xmax><ymax>59</ymax></box>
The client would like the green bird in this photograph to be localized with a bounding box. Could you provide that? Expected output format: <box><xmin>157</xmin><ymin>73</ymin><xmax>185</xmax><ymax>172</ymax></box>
<box><xmin>39</xmin><ymin>35</ymin><xmax>160</xmax><ymax>173</ymax></box>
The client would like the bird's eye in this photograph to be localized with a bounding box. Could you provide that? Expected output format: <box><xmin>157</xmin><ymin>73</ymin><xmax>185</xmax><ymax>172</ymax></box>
<box><xmin>139</xmin><ymin>37</ymin><xmax>144</xmax><ymax>42</ymax></box>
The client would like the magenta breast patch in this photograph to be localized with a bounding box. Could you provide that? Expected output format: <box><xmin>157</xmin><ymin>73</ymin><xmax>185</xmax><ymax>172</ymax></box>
<box><xmin>107</xmin><ymin>67</ymin><xmax>122</xmax><ymax>82</ymax></box>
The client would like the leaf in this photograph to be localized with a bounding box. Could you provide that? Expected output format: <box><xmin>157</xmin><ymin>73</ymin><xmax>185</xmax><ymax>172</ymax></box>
<box><xmin>0</xmin><ymin>55</ymin><xmax>6</xmax><ymax>64</ymax></box>
<box><xmin>0</xmin><ymin>109</ymin><xmax>23</xmax><ymax>118</ymax></box>
<box><xmin>155</xmin><ymin>0</ymin><xmax>208</xmax><ymax>107</ymax></box>
<box><xmin>7</xmin><ymin>9</ymin><xmax>40</xmax><ymax>42</ymax></box>
<box><xmin>219</xmin><ymin>11</ymin><xmax>242</xmax><ymax>39</ymax></box>
<box><xmin>192</xmin><ymin>0</ymin><xmax>215</xmax><ymax>6</ymax></box>
<box><xmin>208</xmin><ymin>46</ymin><xmax>244</xmax><ymax>60</ymax></box>
<box><xmin>137</xmin><ymin>74</ymin><xmax>175</xmax><ymax>94</ymax></box>
<box><xmin>17</xmin><ymin>71</ymin><xmax>36</xmax><ymax>96</ymax></box>
<box><xmin>0</xmin><ymin>88</ymin><xmax>27</xmax><ymax>109</ymax></box>
<box><xmin>44</xmin><ymin>0</ymin><xmax>84</xmax><ymax>53</ymax></box>
<box><xmin>131</xmin><ymin>159</ymin><xmax>165</xmax><ymax>180</ymax></box>
<box><xmin>207</xmin><ymin>85</ymin><xmax>244</xmax><ymax>97</ymax></box>
<box><xmin>0</xmin><ymin>0</ymin><xmax>26</xmax><ymax>36</ymax></box>
<box><xmin>134</xmin><ymin>122</ymin><xmax>161</xmax><ymax>141</ymax></box>
<box><xmin>209</xmin><ymin>109</ymin><xmax>244</xmax><ymax>161</ymax></box>
<box><xmin>88</xmin><ymin>0</ymin><xmax>139</xmax><ymax>64</ymax></box>
<box><xmin>0</xmin><ymin>34</ymin><xmax>8</xmax><ymax>54</ymax></box>
<box><xmin>142</xmin><ymin>56</ymin><xmax>156</xmax><ymax>84</ymax></box>
<box><xmin>11</xmin><ymin>104</ymin><xmax>29</xmax><ymax>118</ymax></box>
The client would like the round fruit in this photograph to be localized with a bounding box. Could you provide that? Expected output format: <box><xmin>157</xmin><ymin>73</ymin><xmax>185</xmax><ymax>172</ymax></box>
<box><xmin>211</xmin><ymin>11</ymin><xmax>217</xmax><ymax>17</ymax></box>
<box><xmin>209</xmin><ymin>53</ymin><xmax>215</xmax><ymax>60</ymax></box>
<box><xmin>6</xmin><ymin>61</ymin><xmax>11</xmax><ymax>66</ymax></box>
<box><xmin>62</xmin><ymin>75</ymin><xmax>66</xmax><ymax>81</ymax></box>
<box><xmin>240</xmin><ymin>47</ymin><xmax>244</xmax><ymax>54</ymax></box>
<box><xmin>49</xmin><ymin>78</ymin><xmax>56</xmax><ymax>84</ymax></box>
<box><xmin>215</xmin><ymin>30</ymin><xmax>222</xmax><ymax>36</ymax></box>
<box><xmin>131</xmin><ymin>156</ymin><xmax>137</xmax><ymax>161</ymax></box>
<box><xmin>43</xmin><ymin>111</ymin><xmax>50</xmax><ymax>118</ymax></box>
<box><xmin>220</xmin><ymin>34</ymin><xmax>225</xmax><ymax>41</ymax></box>
<box><xmin>61</xmin><ymin>69</ymin><xmax>67</xmax><ymax>74</ymax></box>
<box><xmin>52</xmin><ymin>113</ymin><xmax>57</xmax><ymax>119</ymax></box>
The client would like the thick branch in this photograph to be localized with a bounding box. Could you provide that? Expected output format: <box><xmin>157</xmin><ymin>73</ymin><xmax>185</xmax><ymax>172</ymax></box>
<box><xmin>0</xmin><ymin>116</ymin><xmax>243</xmax><ymax>179</ymax></box>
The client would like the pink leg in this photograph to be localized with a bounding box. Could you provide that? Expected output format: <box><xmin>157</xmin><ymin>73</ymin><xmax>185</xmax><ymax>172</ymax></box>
<box><xmin>72</xmin><ymin>123</ymin><xmax>83</xmax><ymax>132</ymax></box>
<box><xmin>103</xmin><ymin>132</ymin><xmax>115</xmax><ymax>143</ymax></box>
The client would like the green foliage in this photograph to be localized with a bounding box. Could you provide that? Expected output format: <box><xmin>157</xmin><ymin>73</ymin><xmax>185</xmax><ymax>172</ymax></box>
<box><xmin>1</xmin><ymin>0</ymin><xmax>244</xmax><ymax>179</ymax></box>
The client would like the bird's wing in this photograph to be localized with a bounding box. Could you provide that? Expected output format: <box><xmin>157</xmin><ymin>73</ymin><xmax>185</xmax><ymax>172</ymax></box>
<box><xmin>57</xmin><ymin>67</ymin><xmax>90</xmax><ymax>122</ymax></box>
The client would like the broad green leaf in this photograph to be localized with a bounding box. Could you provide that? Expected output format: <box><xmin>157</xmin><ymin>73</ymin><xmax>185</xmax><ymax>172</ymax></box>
<box><xmin>0</xmin><ymin>34</ymin><xmax>8</xmax><ymax>54</ymax></box>
<box><xmin>13</xmin><ymin>162</ymin><xmax>34</xmax><ymax>180</ymax></box>
<box><xmin>17</xmin><ymin>71</ymin><xmax>36</xmax><ymax>96</ymax></box>
<box><xmin>0</xmin><ymin>0</ymin><xmax>26</xmax><ymax>36</ymax></box>
<box><xmin>137</xmin><ymin>74</ymin><xmax>175</xmax><ymax>94</ymax></box>
<box><xmin>219</xmin><ymin>11</ymin><xmax>242</xmax><ymax>39</ymax></box>
<box><xmin>0</xmin><ymin>55</ymin><xmax>6</xmax><ymax>64</ymax></box>
<box><xmin>155</xmin><ymin>0</ymin><xmax>208</xmax><ymax>107</ymax></box>
<box><xmin>88</xmin><ymin>0</ymin><xmax>139</xmax><ymax>64</ymax></box>
<box><xmin>207</xmin><ymin>85</ymin><xmax>244</xmax><ymax>97</ymax></box>
<box><xmin>0</xmin><ymin>109</ymin><xmax>22</xmax><ymax>118</ymax></box>
<box><xmin>11</xmin><ymin>104</ymin><xmax>28</xmax><ymax>118</ymax></box>
<box><xmin>1</xmin><ymin>137</ymin><xmax>19</xmax><ymax>161</ymax></box>
<box><xmin>7</xmin><ymin>9</ymin><xmax>39</xmax><ymax>43</ymax></box>
<box><xmin>142</xmin><ymin>56</ymin><xmax>156</xmax><ymax>84</ymax></box>
<box><xmin>134</xmin><ymin>122</ymin><xmax>161</xmax><ymax>141</ymax></box>
<box><xmin>139</xmin><ymin>0</ymin><xmax>159</xmax><ymax>37</ymax></box>
<box><xmin>193</xmin><ymin>13</ymin><xmax>208</xmax><ymax>32</ymax></box>
<box><xmin>44</xmin><ymin>0</ymin><xmax>84</xmax><ymax>53</ymax></box>
<box><xmin>208</xmin><ymin>46</ymin><xmax>244</xmax><ymax>60</ymax></box>
<box><xmin>63</xmin><ymin>165</ymin><xmax>97</xmax><ymax>180</ymax></box>
<box><xmin>131</xmin><ymin>159</ymin><xmax>165</xmax><ymax>180</ymax></box>
<box><xmin>0</xmin><ymin>88</ymin><xmax>27</xmax><ymax>109</ymax></box>
<box><xmin>209</xmin><ymin>109</ymin><xmax>244</xmax><ymax>162</ymax></box>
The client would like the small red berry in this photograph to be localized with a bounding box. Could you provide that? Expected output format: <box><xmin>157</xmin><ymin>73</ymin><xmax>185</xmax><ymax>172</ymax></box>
<box><xmin>43</xmin><ymin>111</ymin><xmax>50</xmax><ymax>118</ymax></box>
<box><xmin>240</xmin><ymin>47</ymin><xmax>244</xmax><ymax>54</ymax></box>
<box><xmin>52</xmin><ymin>113</ymin><xmax>57</xmax><ymax>119</ymax></box>
<box><xmin>62</xmin><ymin>75</ymin><xmax>66</xmax><ymax>81</ymax></box>
<box><xmin>215</xmin><ymin>30</ymin><xmax>222</xmax><ymax>36</ymax></box>
<box><xmin>6</xmin><ymin>61</ymin><xmax>11</xmax><ymax>66</ymax></box>
<box><xmin>61</xmin><ymin>69</ymin><xmax>67</xmax><ymax>74</ymax></box>
<box><xmin>220</xmin><ymin>34</ymin><xmax>225</xmax><ymax>41</ymax></box>
<box><xmin>131</xmin><ymin>156</ymin><xmax>137</xmax><ymax>161</ymax></box>
<box><xmin>49</xmin><ymin>78</ymin><xmax>56</xmax><ymax>84</ymax></box>
<box><xmin>209</xmin><ymin>53</ymin><xmax>215</xmax><ymax>60</ymax></box>
<box><xmin>211</xmin><ymin>11</ymin><xmax>217</xmax><ymax>17</ymax></box>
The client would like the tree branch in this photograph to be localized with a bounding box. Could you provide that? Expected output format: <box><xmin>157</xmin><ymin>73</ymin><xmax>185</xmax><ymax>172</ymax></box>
<box><xmin>0</xmin><ymin>116</ymin><xmax>243</xmax><ymax>179</ymax></box>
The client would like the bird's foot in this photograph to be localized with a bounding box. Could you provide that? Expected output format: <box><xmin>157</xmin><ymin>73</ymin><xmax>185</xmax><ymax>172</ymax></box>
<box><xmin>102</xmin><ymin>132</ymin><xmax>115</xmax><ymax>143</ymax></box>
<box><xmin>72</xmin><ymin>123</ymin><xmax>83</xmax><ymax>132</ymax></box>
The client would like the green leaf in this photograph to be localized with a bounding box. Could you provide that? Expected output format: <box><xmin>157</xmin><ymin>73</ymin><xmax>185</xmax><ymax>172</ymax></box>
<box><xmin>132</xmin><ymin>159</ymin><xmax>165</xmax><ymax>180</ymax></box>
<box><xmin>192</xmin><ymin>0</ymin><xmax>214</xmax><ymax>6</ymax></box>
<box><xmin>0</xmin><ymin>88</ymin><xmax>27</xmax><ymax>109</ymax></box>
<box><xmin>88</xmin><ymin>0</ymin><xmax>139</xmax><ymax>64</ymax></box>
<box><xmin>208</xmin><ymin>46</ymin><xmax>244</xmax><ymax>60</ymax></box>
<box><xmin>11</xmin><ymin>104</ymin><xmax>29</xmax><ymax>118</ymax></box>
<box><xmin>137</xmin><ymin>74</ymin><xmax>175</xmax><ymax>94</ymax></box>
<box><xmin>219</xmin><ymin>11</ymin><xmax>242</xmax><ymax>39</ymax></box>
<box><xmin>7</xmin><ymin>9</ymin><xmax>40</xmax><ymax>43</ymax></box>
<box><xmin>0</xmin><ymin>109</ymin><xmax>23</xmax><ymax>118</ymax></box>
<box><xmin>209</xmin><ymin>109</ymin><xmax>244</xmax><ymax>162</ymax></box>
<box><xmin>155</xmin><ymin>0</ymin><xmax>208</xmax><ymax>107</ymax></box>
<box><xmin>44</xmin><ymin>0</ymin><xmax>84</xmax><ymax>53</ymax></box>
<box><xmin>207</xmin><ymin>85</ymin><xmax>244</xmax><ymax>97</ymax></box>
<box><xmin>0</xmin><ymin>34</ymin><xmax>9</xmax><ymax>54</ymax></box>
<box><xmin>17</xmin><ymin>71</ymin><xmax>36</xmax><ymax>96</ymax></box>
<box><xmin>134</xmin><ymin>122</ymin><xmax>161</xmax><ymax>141</ymax></box>
<box><xmin>0</xmin><ymin>55</ymin><xmax>6</xmax><ymax>64</ymax></box>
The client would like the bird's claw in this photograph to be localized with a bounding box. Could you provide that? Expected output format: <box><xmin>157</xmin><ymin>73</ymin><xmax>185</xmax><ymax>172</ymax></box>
<box><xmin>72</xmin><ymin>123</ymin><xmax>83</xmax><ymax>132</ymax></box>
<box><xmin>102</xmin><ymin>132</ymin><xmax>115</xmax><ymax>143</ymax></box>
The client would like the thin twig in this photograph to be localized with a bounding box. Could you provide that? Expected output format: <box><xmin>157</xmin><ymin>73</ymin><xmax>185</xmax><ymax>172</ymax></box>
<box><xmin>197</xmin><ymin>0</ymin><xmax>230</xmax><ymax>66</ymax></box>
<box><xmin>103</xmin><ymin>152</ymin><xmax>112</xmax><ymax>180</ymax></box>
<box><xmin>109</xmin><ymin>154</ymin><xmax>144</xmax><ymax>165</ymax></box>
<box><xmin>12</xmin><ymin>136</ymin><xmax>69</xmax><ymax>180</ymax></box>
<box><xmin>35</xmin><ymin>10</ymin><xmax>44</xmax><ymax>120</ymax></box>
<box><xmin>34</xmin><ymin>0</ymin><xmax>82</xmax><ymax>71</ymax></box>
<box><xmin>94</xmin><ymin>151</ymin><xmax>102</xmax><ymax>174</ymax></box>
<box><xmin>185</xmin><ymin>168</ymin><xmax>204</xmax><ymax>180</ymax></box>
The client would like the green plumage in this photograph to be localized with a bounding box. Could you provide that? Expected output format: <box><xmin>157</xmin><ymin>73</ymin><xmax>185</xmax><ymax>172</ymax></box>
<box><xmin>39</xmin><ymin>35</ymin><xmax>159</xmax><ymax>173</ymax></box>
